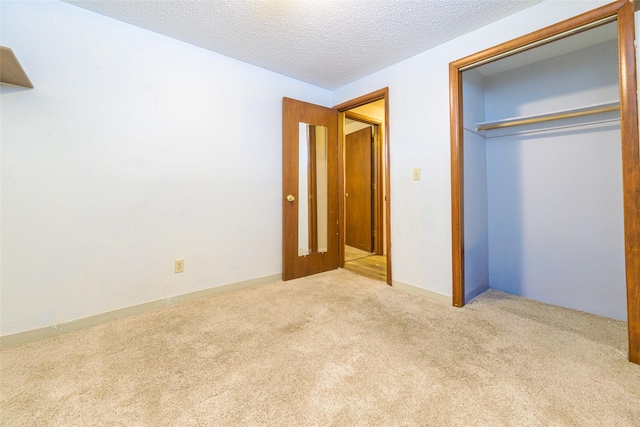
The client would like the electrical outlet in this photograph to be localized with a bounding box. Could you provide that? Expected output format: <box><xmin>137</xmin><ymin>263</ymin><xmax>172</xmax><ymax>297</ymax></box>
<box><xmin>413</xmin><ymin>168</ymin><xmax>421</xmax><ymax>181</ymax></box>
<box><xmin>174</xmin><ymin>259</ymin><xmax>184</xmax><ymax>273</ymax></box>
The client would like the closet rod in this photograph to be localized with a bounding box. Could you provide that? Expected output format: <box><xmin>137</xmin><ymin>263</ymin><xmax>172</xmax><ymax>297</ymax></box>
<box><xmin>477</xmin><ymin>102</ymin><xmax>620</xmax><ymax>131</ymax></box>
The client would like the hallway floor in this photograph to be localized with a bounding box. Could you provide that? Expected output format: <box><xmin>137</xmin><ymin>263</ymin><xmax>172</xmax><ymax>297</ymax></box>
<box><xmin>344</xmin><ymin>245</ymin><xmax>386</xmax><ymax>282</ymax></box>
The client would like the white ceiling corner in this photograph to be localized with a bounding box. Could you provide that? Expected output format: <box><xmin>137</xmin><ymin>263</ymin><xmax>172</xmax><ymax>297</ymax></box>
<box><xmin>61</xmin><ymin>0</ymin><xmax>544</xmax><ymax>90</ymax></box>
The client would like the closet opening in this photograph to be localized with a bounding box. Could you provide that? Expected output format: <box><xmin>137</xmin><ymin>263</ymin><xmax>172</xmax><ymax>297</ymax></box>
<box><xmin>449</xmin><ymin>0</ymin><xmax>639</xmax><ymax>364</ymax></box>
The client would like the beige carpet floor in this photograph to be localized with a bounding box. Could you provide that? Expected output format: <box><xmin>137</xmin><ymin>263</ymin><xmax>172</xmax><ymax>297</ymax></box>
<box><xmin>1</xmin><ymin>269</ymin><xmax>639</xmax><ymax>426</ymax></box>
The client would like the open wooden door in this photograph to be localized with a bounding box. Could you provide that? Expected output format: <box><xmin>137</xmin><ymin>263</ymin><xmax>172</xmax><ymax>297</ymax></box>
<box><xmin>345</xmin><ymin>127</ymin><xmax>373</xmax><ymax>252</ymax></box>
<box><xmin>283</xmin><ymin>98</ymin><xmax>339</xmax><ymax>280</ymax></box>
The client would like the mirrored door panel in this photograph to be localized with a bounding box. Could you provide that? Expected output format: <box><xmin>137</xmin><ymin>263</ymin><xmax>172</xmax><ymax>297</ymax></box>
<box><xmin>298</xmin><ymin>123</ymin><xmax>329</xmax><ymax>256</ymax></box>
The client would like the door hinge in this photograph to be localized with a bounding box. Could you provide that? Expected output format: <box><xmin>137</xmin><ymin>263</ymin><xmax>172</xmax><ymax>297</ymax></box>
<box><xmin>372</xmin><ymin>229</ymin><xmax>376</xmax><ymax>237</ymax></box>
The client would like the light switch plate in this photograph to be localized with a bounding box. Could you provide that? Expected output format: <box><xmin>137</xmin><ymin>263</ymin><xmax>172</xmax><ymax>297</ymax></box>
<box><xmin>413</xmin><ymin>168</ymin><xmax>421</xmax><ymax>180</ymax></box>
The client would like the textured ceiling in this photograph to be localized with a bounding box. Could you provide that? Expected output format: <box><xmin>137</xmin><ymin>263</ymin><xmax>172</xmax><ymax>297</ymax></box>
<box><xmin>62</xmin><ymin>0</ymin><xmax>544</xmax><ymax>90</ymax></box>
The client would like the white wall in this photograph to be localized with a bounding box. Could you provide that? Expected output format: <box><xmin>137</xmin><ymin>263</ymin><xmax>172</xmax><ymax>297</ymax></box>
<box><xmin>484</xmin><ymin>40</ymin><xmax>625</xmax><ymax>320</ymax></box>
<box><xmin>484</xmin><ymin>40</ymin><xmax>619</xmax><ymax>120</ymax></box>
<box><xmin>1</xmin><ymin>0</ymin><xmax>625</xmax><ymax>336</ymax></box>
<box><xmin>462</xmin><ymin>69</ymin><xmax>489</xmax><ymax>302</ymax></box>
<box><xmin>487</xmin><ymin>124</ymin><xmax>625</xmax><ymax>319</ymax></box>
<box><xmin>0</xmin><ymin>1</ymin><xmax>331</xmax><ymax>335</ymax></box>
<box><xmin>332</xmin><ymin>0</ymin><xmax>609</xmax><ymax>297</ymax></box>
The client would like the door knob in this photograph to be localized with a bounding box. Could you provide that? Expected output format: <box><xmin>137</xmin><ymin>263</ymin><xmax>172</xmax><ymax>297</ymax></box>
<box><xmin>286</xmin><ymin>194</ymin><xmax>295</xmax><ymax>202</ymax></box>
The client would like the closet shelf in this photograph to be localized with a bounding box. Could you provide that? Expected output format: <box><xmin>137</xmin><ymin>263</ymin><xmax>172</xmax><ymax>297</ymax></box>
<box><xmin>0</xmin><ymin>46</ymin><xmax>33</xmax><ymax>88</ymax></box>
<box><xmin>477</xmin><ymin>101</ymin><xmax>620</xmax><ymax>131</ymax></box>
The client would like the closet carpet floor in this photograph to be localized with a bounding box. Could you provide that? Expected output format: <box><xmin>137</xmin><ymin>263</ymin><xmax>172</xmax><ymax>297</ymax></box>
<box><xmin>1</xmin><ymin>269</ymin><xmax>639</xmax><ymax>426</ymax></box>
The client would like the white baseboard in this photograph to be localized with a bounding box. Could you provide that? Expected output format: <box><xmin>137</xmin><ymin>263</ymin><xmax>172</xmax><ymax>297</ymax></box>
<box><xmin>392</xmin><ymin>280</ymin><xmax>452</xmax><ymax>305</ymax></box>
<box><xmin>0</xmin><ymin>274</ymin><xmax>282</xmax><ymax>349</ymax></box>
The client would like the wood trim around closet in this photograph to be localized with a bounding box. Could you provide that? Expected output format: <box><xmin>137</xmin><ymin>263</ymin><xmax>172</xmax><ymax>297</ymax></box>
<box><xmin>334</xmin><ymin>88</ymin><xmax>392</xmax><ymax>285</ymax></box>
<box><xmin>449</xmin><ymin>0</ymin><xmax>640</xmax><ymax>364</ymax></box>
<box><xmin>617</xmin><ymin>0</ymin><xmax>640</xmax><ymax>365</ymax></box>
<box><xmin>449</xmin><ymin>64</ymin><xmax>464</xmax><ymax>308</ymax></box>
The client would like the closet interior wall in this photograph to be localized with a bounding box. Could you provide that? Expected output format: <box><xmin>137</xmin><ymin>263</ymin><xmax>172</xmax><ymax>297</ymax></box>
<box><xmin>462</xmin><ymin>37</ymin><xmax>627</xmax><ymax>321</ymax></box>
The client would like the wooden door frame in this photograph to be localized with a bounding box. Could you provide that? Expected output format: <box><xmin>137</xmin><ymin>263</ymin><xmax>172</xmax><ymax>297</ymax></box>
<box><xmin>449</xmin><ymin>0</ymin><xmax>640</xmax><ymax>364</ymax></box>
<box><xmin>344</xmin><ymin>111</ymin><xmax>384</xmax><ymax>255</ymax></box>
<box><xmin>334</xmin><ymin>88</ymin><xmax>392</xmax><ymax>285</ymax></box>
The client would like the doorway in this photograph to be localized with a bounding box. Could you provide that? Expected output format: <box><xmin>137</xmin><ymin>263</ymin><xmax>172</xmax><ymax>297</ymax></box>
<box><xmin>334</xmin><ymin>88</ymin><xmax>391</xmax><ymax>285</ymax></box>
<box><xmin>282</xmin><ymin>89</ymin><xmax>392</xmax><ymax>285</ymax></box>
<box><xmin>342</xmin><ymin>103</ymin><xmax>387</xmax><ymax>282</ymax></box>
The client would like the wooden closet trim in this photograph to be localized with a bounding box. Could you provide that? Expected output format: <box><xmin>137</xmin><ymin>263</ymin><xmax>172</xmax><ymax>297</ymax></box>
<box><xmin>449</xmin><ymin>0</ymin><xmax>640</xmax><ymax>364</ymax></box>
<box><xmin>334</xmin><ymin>88</ymin><xmax>392</xmax><ymax>285</ymax></box>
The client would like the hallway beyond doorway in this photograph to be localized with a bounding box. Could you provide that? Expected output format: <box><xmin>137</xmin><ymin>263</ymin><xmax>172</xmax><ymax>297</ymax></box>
<box><xmin>344</xmin><ymin>245</ymin><xmax>386</xmax><ymax>282</ymax></box>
